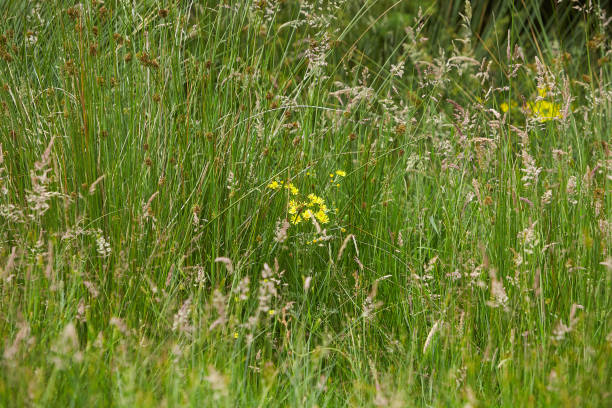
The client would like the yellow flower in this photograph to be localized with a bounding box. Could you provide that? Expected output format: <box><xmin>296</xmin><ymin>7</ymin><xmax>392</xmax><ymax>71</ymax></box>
<box><xmin>315</xmin><ymin>209</ymin><xmax>329</xmax><ymax>224</ymax></box>
<box><xmin>290</xmin><ymin>213</ymin><xmax>302</xmax><ymax>225</ymax></box>
<box><xmin>285</xmin><ymin>182</ymin><xmax>299</xmax><ymax>196</ymax></box>
<box><xmin>335</xmin><ymin>170</ymin><xmax>346</xmax><ymax>177</ymax></box>
<box><xmin>500</xmin><ymin>102</ymin><xmax>509</xmax><ymax>113</ymax></box>
<box><xmin>537</xmin><ymin>87</ymin><xmax>548</xmax><ymax>98</ymax></box>
<box><xmin>341</xmin><ymin>227</ymin><xmax>346</xmax><ymax>233</ymax></box>
<box><xmin>268</xmin><ymin>310</ymin><xmax>275</xmax><ymax>316</ymax></box>
<box><xmin>526</xmin><ymin>100</ymin><xmax>561</xmax><ymax>122</ymax></box>
<box><xmin>301</xmin><ymin>209</ymin><xmax>313</xmax><ymax>219</ymax></box>
<box><xmin>288</xmin><ymin>200</ymin><xmax>299</xmax><ymax>214</ymax></box>
<box><xmin>307</xmin><ymin>193</ymin><xmax>324</xmax><ymax>207</ymax></box>
<box><xmin>267</xmin><ymin>180</ymin><xmax>281</xmax><ymax>190</ymax></box>
<box><xmin>233</xmin><ymin>332</ymin><xmax>238</xmax><ymax>339</ymax></box>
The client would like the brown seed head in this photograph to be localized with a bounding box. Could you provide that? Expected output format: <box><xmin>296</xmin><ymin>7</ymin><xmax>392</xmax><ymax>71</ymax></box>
<box><xmin>66</xmin><ymin>6</ymin><xmax>80</xmax><ymax>20</ymax></box>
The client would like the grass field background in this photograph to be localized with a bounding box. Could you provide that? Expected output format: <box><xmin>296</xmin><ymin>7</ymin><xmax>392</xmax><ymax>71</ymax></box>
<box><xmin>0</xmin><ymin>0</ymin><xmax>610</xmax><ymax>406</ymax></box>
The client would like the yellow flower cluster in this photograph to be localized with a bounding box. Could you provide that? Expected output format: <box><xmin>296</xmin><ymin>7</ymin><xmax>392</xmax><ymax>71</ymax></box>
<box><xmin>266</xmin><ymin>180</ymin><xmax>299</xmax><ymax>196</ymax></box>
<box><xmin>329</xmin><ymin>169</ymin><xmax>346</xmax><ymax>188</ymax></box>
<box><xmin>288</xmin><ymin>193</ymin><xmax>329</xmax><ymax>225</ymax></box>
<box><xmin>525</xmin><ymin>100</ymin><xmax>562</xmax><ymax>122</ymax></box>
<box><xmin>266</xmin><ymin>171</ymin><xmax>345</xmax><ymax>226</ymax></box>
<box><xmin>500</xmin><ymin>100</ymin><xmax>517</xmax><ymax>113</ymax></box>
<box><xmin>500</xmin><ymin>88</ymin><xmax>562</xmax><ymax>122</ymax></box>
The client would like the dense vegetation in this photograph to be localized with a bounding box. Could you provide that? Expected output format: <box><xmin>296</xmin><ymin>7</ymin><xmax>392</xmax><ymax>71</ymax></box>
<box><xmin>0</xmin><ymin>1</ymin><xmax>610</xmax><ymax>406</ymax></box>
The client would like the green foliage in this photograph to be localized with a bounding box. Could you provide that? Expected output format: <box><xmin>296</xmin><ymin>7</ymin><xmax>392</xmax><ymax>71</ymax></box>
<box><xmin>0</xmin><ymin>0</ymin><xmax>610</xmax><ymax>406</ymax></box>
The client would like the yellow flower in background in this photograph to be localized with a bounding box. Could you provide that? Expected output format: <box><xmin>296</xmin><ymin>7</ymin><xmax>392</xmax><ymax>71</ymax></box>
<box><xmin>537</xmin><ymin>87</ymin><xmax>548</xmax><ymax>98</ymax></box>
<box><xmin>526</xmin><ymin>100</ymin><xmax>562</xmax><ymax>122</ymax></box>
<box><xmin>500</xmin><ymin>100</ymin><xmax>518</xmax><ymax>113</ymax></box>
<box><xmin>335</xmin><ymin>170</ymin><xmax>346</xmax><ymax>177</ymax></box>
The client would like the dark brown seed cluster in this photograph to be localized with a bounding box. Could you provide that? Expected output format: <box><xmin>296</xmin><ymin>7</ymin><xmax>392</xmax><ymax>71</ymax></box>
<box><xmin>137</xmin><ymin>52</ymin><xmax>159</xmax><ymax>69</ymax></box>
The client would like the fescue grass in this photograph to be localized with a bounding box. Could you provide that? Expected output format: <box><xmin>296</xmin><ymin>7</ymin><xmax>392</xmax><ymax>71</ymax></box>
<box><xmin>0</xmin><ymin>1</ymin><xmax>610</xmax><ymax>406</ymax></box>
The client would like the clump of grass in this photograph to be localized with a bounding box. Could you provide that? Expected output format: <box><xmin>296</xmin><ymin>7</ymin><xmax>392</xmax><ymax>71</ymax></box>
<box><xmin>0</xmin><ymin>1</ymin><xmax>610</xmax><ymax>407</ymax></box>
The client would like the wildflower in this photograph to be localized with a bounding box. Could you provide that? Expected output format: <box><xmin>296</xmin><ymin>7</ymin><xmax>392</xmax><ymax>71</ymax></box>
<box><xmin>335</xmin><ymin>170</ymin><xmax>346</xmax><ymax>177</ymax></box>
<box><xmin>267</xmin><ymin>180</ymin><xmax>281</xmax><ymax>190</ymax></box>
<box><xmin>307</xmin><ymin>193</ymin><xmax>324</xmax><ymax>207</ymax></box>
<box><xmin>233</xmin><ymin>332</ymin><xmax>238</xmax><ymax>339</ymax></box>
<box><xmin>500</xmin><ymin>100</ymin><xmax>518</xmax><ymax>113</ymax></box>
<box><xmin>315</xmin><ymin>209</ymin><xmax>329</xmax><ymax>224</ymax></box>
<box><xmin>526</xmin><ymin>100</ymin><xmax>561</xmax><ymax>122</ymax></box>
<box><xmin>290</xmin><ymin>213</ymin><xmax>302</xmax><ymax>225</ymax></box>
<box><xmin>288</xmin><ymin>200</ymin><xmax>301</xmax><ymax>215</ymax></box>
<box><xmin>285</xmin><ymin>182</ymin><xmax>299</xmax><ymax>196</ymax></box>
<box><xmin>537</xmin><ymin>87</ymin><xmax>547</xmax><ymax>98</ymax></box>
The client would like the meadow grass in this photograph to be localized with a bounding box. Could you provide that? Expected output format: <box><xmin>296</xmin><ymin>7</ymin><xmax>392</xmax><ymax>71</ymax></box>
<box><xmin>0</xmin><ymin>1</ymin><xmax>610</xmax><ymax>406</ymax></box>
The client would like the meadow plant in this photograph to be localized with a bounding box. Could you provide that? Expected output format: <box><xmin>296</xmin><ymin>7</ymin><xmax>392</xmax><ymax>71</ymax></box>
<box><xmin>0</xmin><ymin>1</ymin><xmax>610</xmax><ymax>407</ymax></box>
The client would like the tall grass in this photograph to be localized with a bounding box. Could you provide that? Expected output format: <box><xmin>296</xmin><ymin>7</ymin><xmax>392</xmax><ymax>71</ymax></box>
<box><xmin>0</xmin><ymin>1</ymin><xmax>610</xmax><ymax>406</ymax></box>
